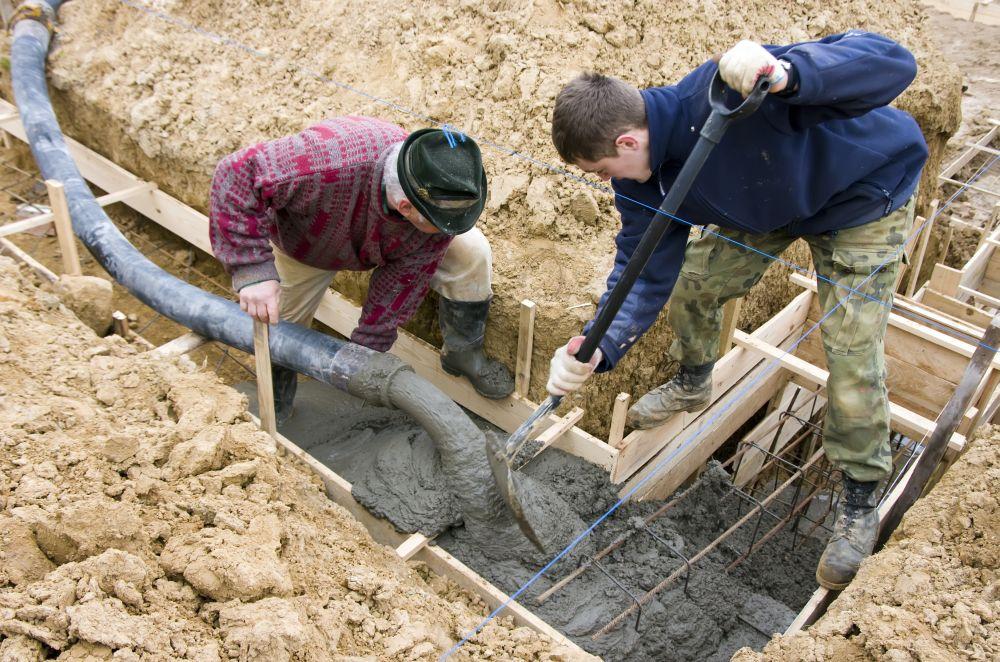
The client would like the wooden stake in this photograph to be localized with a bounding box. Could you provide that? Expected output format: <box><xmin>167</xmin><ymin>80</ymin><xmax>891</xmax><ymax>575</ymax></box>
<box><xmin>253</xmin><ymin>319</ymin><xmax>277</xmax><ymax>437</ymax></box>
<box><xmin>906</xmin><ymin>200</ymin><xmax>939</xmax><ymax>298</ymax></box>
<box><xmin>150</xmin><ymin>331</ymin><xmax>209</xmax><ymax>358</ymax></box>
<box><xmin>45</xmin><ymin>180</ymin><xmax>82</xmax><ymax>276</ymax></box>
<box><xmin>525</xmin><ymin>406</ymin><xmax>585</xmax><ymax>464</ymax></box>
<box><xmin>515</xmin><ymin>300</ymin><xmax>536</xmax><ymax>398</ymax></box>
<box><xmin>608</xmin><ymin>393</ymin><xmax>631</xmax><ymax>449</ymax></box>
<box><xmin>395</xmin><ymin>533</ymin><xmax>430</xmax><ymax>561</ymax></box>
<box><xmin>719</xmin><ymin>297</ymin><xmax>742</xmax><ymax>354</ymax></box>
<box><xmin>112</xmin><ymin>310</ymin><xmax>129</xmax><ymax>338</ymax></box>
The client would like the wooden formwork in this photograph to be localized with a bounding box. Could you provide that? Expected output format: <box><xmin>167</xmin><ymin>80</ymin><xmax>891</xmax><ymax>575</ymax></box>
<box><xmin>4</xmin><ymin>98</ymin><xmax>997</xmax><ymax>649</ymax></box>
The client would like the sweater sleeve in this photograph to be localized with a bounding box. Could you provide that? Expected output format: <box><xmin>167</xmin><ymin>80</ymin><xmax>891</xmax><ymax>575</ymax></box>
<box><xmin>584</xmin><ymin>186</ymin><xmax>688</xmax><ymax>372</ymax></box>
<box><xmin>772</xmin><ymin>31</ymin><xmax>917</xmax><ymax>128</ymax></box>
<box><xmin>350</xmin><ymin>239</ymin><xmax>450</xmax><ymax>352</ymax></box>
<box><xmin>209</xmin><ymin>141</ymin><xmax>303</xmax><ymax>292</ymax></box>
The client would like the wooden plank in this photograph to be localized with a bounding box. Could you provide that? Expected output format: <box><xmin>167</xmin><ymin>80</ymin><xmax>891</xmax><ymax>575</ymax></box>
<box><xmin>608</xmin><ymin>393</ymin><xmax>631</xmax><ymax>449</ymax></box>
<box><xmin>46</xmin><ymin>180</ymin><xmax>82</xmax><ymax>276</ymax></box>
<box><xmin>960</xmin><ymin>285</ymin><xmax>1000</xmax><ymax>309</ymax></box>
<box><xmin>526</xmin><ymin>406</ymin><xmax>585</xmax><ymax>463</ymax></box>
<box><xmin>930</xmin><ymin>263</ymin><xmax>962</xmax><ymax>297</ymax></box>
<box><xmin>394</xmin><ymin>533</ymin><xmax>429</xmax><ymax>561</ymax></box>
<box><xmin>791</xmin><ymin>272</ymin><xmax>1000</xmax><ymax>378</ymax></box>
<box><xmin>0</xmin><ymin>184</ymin><xmax>157</xmax><ymax>238</ymax></box>
<box><xmin>905</xmin><ymin>205</ymin><xmax>937</xmax><ymax>298</ymax></box>
<box><xmin>515</xmin><ymin>299</ymin><xmax>535</xmax><ymax>398</ymax></box>
<box><xmin>795</xmin><ymin>331</ymin><xmax>959</xmax><ymax>417</ymax></box>
<box><xmin>0</xmin><ymin>237</ymin><xmax>58</xmax><ymax>282</ymax></box>
<box><xmin>737</xmin><ymin>330</ymin><xmax>966</xmax><ymax>452</ymax></box>
<box><xmin>719</xmin><ymin>297</ymin><xmax>742</xmax><ymax>353</ymax></box>
<box><xmin>414</xmin><ymin>545</ymin><xmax>583</xmax><ymax>649</ymax></box>
<box><xmin>0</xmin><ymin>102</ymin><xmax>616</xmax><ymax>472</ymax></box>
<box><xmin>632</xmin><ymin>359</ymin><xmax>789</xmax><ymax>501</ymax></box>
<box><xmin>939</xmin><ymin>123</ymin><xmax>999</xmax><ymax>178</ymax></box>
<box><xmin>938</xmin><ymin>176</ymin><xmax>1000</xmax><ymax>198</ymax></box>
<box><xmin>149</xmin><ymin>331</ymin><xmax>210</xmax><ymax>358</ymax></box>
<box><xmin>253</xmin><ymin>320</ymin><xmax>277</xmax><ymax>437</ymax></box>
<box><xmin>610</xmin><ymin>289</ymin><xmax>813</xmax><ymax>484</ymax></box>
<box><xmin>921</xmin><ymin>288</ymin><xmax>992</xmax><ymax>329</ymax></box>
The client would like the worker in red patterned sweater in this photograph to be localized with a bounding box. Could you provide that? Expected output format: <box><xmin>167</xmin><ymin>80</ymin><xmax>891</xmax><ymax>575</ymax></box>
<box><xmin>209</xmin><ymin>116</ymin><xmax>514</xmax><ymax>424</ymax></box>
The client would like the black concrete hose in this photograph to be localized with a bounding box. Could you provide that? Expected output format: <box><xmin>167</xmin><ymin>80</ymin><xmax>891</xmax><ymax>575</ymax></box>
<box><xmin>8</xmin><ymin>1</ymin><xmax>507</xmax><ymax>529</ymax></box>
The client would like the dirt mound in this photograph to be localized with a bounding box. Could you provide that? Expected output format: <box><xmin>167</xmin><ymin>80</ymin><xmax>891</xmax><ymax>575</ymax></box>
<box><xmin>0</xmin><ymin>256</ymin><xmax>589</xmax><ymax>660</ymax></box>
<box><xmin>733</xmin><ymin>424</ymin><xmax>1000</xmax><ymax>661</ymax></box>
<box><xmin>0</xmin><ymin>1</ymin><xmax>962</xmax><ymax>436</ymax></box>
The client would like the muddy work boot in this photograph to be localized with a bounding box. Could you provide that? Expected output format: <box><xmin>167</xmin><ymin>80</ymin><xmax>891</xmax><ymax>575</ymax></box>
<box><xmin>626</xmin><ymin>362</ymin><xmax>714</xmax><ymax>430</ymax></box>
<box><xmin>439</xmin><ymin>297</ymin><xmax>514</xmax><ymax>399</ymax></box>
<box><xmin>271</xmin><ymin>365</ymin><xmax>298</xmax><ymax>427</ymax></box>
<box><xmin>816</xmin><ymin>476</ymin><xmax>879</xmax><ymax>590</ymax></box>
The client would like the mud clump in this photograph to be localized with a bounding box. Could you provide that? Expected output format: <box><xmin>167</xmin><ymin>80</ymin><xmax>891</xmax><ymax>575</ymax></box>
<box><xmin>735</xmin><ymin>425</ymin><xmax>1000</xmax><ymax>661</ymax></box>
<box><xmin>0</xmin><ymin>256</ymin><xmax>587</xmax><ymax>660</ymax></box>
<box><xmin>4</xmin><ymin>0</ymin><xmax>960</xmax><ymax>437</ymax></box>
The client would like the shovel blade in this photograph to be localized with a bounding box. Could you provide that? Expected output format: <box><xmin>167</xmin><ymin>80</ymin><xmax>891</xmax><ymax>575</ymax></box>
<box><xmin>486</xmin><ymin>431</ymin><xmax>546</xmax><ymax>551</ymax></box>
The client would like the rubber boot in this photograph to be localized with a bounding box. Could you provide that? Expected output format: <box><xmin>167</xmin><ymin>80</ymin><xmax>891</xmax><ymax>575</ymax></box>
<box><xmin>816</xmin><ymin>476</ymin><xmax>879</xmax><ymax>590</ymax></box>
<box><xmin>626</xmin><ymin>362</ymin><xmax>714</xmax><ymax>430</ymax></box>
<box><xmin>271</xmin><ymin>364</ymin><xmax>298</xmax><ymax>427</ymax></box>
<box><xmin>438</xmin><ymin>297</ymin><xmax>514</xmax><ymax>400</ymax></box>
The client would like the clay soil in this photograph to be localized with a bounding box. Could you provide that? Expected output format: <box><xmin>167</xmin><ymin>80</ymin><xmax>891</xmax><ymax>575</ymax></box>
<box><xmin>733</xmin><ymin>425</ymin><xmax>1000</xmax><ymax>661</ymax></box>
<box><xmin>0</xmin><ymin>257</ymin><xmax>589</xmax><ymax>661</ymax></box>
<box><xmin>0</xmin><ymin>0</ymin><xmax>962</xmax><ymax>436</ymax></box>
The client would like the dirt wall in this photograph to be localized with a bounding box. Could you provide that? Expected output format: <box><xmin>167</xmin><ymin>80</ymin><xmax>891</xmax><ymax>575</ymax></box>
<box><xmin>4</xmin><ymin>0</ymin><xmax>962</xmax><ymax>436</ymax></box>
<box><xmin>733</xmin><ymin>424</ymin><xmax>1000</xmax><ymax>661</ymax></box>
<box><xmin>0</xmin><ymin>256</ymin><xmax>588</xmax><ymax>660</ymax></box>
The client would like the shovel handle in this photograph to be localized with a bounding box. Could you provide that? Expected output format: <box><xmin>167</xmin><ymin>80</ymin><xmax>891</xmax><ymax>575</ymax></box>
<box><xmin>574</xmin><ymin>72</ymin><xmax>770</xmax><ymax>364</ymax></box>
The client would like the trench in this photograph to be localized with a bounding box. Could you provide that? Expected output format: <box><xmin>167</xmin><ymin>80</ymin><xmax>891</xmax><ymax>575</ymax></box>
<box><xmin>241</xmin><ymin>379</ymin><xmax>830</xmax><ymax>661</ymax></box>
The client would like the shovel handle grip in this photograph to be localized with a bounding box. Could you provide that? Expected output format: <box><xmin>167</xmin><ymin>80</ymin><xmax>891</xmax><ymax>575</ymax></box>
<box><xmin>574</xmin><ymin>72</ymin><xmax>769</xmax><ymax>364</ymax></box>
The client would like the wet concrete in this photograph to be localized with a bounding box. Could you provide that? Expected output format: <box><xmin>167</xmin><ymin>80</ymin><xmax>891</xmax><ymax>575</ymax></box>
<box><xmin>240</xmin><ymin>378</ymin><xmax>823</xmax><ymax>661</ymax></box>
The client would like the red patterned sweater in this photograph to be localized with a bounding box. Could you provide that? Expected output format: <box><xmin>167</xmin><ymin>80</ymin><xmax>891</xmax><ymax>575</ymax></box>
<box><xmin>209</xmin><ymin>116</ymin><xmax>452</xmax><ymax>351</ymax></box>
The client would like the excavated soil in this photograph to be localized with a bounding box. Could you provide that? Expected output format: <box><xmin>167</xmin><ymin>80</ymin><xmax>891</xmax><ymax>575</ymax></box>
<box><xmin>733</xmin><ymin>424</ymin><xmax>1000</xmax><ymax>661</ymax></box>
<box><xmin>0</xmin><ymin>0</ymin><xmax>962</xmax><ymax>436</ymax></box>
<box><xmin>0</xmin><ymin>256</ymin><xmax>591</xmax><ymax>661</ymax></box>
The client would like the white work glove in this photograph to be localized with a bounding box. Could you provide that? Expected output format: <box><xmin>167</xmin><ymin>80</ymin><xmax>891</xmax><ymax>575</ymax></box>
<box><xmin>717</xmin><ymin>40</ymin><xmax>788</xmax><ymax>97</ymax></box>
<box><xmin>239</xmin><ymin>279</ymin><xmax>281</xmax><ymax>324</ymax></box>
<box><xmin>547</xmin><ymin>335</ymin><xmax>602</xmax><ymax>396</ymax></box>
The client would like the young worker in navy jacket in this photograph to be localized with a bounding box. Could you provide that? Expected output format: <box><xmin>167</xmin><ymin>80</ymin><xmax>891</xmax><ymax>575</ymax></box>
<box><xmin>544</xmin><ymin>33</ymin><xmax>928</xmax><ymax>589</ymax></box>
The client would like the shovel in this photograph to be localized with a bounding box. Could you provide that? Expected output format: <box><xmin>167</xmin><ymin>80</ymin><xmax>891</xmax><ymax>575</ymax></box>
<box><xmin>489</xmin><ymin>72</ymin><xmax>771</xmax><ymax>548</ymax></box>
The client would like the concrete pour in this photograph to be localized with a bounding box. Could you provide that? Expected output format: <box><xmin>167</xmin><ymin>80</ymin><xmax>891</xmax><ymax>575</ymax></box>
<box><xmin>240</xmin><ymin>379</ymin><xmax>824</xmax><ymax>661</ymax></box>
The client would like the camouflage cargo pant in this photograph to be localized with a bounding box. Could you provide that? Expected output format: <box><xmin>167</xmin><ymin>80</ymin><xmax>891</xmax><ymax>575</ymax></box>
<box><xmin>668</xmin><ymin>198</ymin><xmax>915</xmax><ymax>482</ymax></box>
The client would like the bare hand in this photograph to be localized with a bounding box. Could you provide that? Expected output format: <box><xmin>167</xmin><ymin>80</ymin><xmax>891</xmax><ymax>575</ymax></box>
<box><xmin>239</xmin><ymin>280</ymin><xmax>280</xmax><ymax>324</ymax></box>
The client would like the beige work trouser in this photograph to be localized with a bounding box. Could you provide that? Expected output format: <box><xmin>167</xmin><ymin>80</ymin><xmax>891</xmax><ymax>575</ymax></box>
<box><xmin>272</xmin><ymin>227</ymin><xmax>493</xmax><ymax>327</ymax></box>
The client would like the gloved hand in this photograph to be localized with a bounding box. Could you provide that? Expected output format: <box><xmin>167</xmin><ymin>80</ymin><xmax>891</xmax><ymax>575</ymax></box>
<box><xmin>239</xmin><ymin>279</ymin><xmax>281</xmax><ymax>324</ymax></box>
<box><xmin>547</xmin><ymin>335</ymin><xmax>602</xmax><ymax>396</ymax></box>
<box><xmin>717</xmin><ymin>40</ymin><xmax>788</xmax><ymax>97</ymax></box>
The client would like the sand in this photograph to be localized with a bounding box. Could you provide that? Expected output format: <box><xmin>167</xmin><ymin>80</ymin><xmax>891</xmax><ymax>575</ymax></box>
<box><xmin>0</xmin><ymin>256</ymin><xmax>589</xmax><ymax>661</ymax></box>
<box><xmin>733</xmin><ymin>424</ymin><xmax>1000</xmax><ymax>661</ymax></box>
<box><xmin>0</xmin><ymin>0</ymin><xmax>961</xmax><ymax>436</ymax></box>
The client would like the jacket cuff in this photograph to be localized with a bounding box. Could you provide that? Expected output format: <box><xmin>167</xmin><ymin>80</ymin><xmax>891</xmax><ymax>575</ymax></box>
<box><xmin>231</xmin><ymin>261</ymin><xmax>280</xmax><ymax>293</ymax></box>
<box><xmin>350</xmin><ymin>327</ymin><xmax>396</xmax><ymax>353</ymax></box>
<box><xmin>594</xmin><ymin>336</ymin><xmax>623</xmax><ymax>374</ymax></box>
<box><xmin>773</xmin><ymin>52</ymin><xmax>814</xmax><ymax>104</ymax></box>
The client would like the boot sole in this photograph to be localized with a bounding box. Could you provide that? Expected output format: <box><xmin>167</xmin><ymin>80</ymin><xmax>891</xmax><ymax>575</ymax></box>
<box><xmin>627</xmin><ymin>399</ymin><xmax>712</xmax><ymax>430</ymax></box>
<box><xmin>815</xmin><ymin>569</ymin><xmax>851</xmax><ymax>591</ymax></box>
<box><xmin>441</xmin><ymin>362</ymin><xmax>513</xmax><ymax>400</ymax></box>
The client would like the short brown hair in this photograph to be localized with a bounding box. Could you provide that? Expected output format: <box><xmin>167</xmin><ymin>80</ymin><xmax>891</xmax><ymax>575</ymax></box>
<box><xmin>551</xmin><ymin>73</ymin><xmax>647</xmax><ymax>164</ymax></box>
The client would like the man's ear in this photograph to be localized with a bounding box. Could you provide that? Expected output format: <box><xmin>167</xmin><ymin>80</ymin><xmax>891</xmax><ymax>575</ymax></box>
<box><xmin>615</xmin><ymin>133</ymin><xmax>640</xmax><ymax>152</ymax></box>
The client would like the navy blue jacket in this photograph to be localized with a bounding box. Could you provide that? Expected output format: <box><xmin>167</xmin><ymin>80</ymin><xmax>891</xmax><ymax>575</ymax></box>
<box><xmin>588</xmin><ymin>31</ymin><xmax>928</xmax><ymax>371</ymax></box>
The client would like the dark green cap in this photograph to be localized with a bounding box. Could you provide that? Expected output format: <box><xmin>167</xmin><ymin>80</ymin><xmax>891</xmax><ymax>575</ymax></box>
<box><xmin>398</xmin><ymin>128</ymin><xmax>487</xmax><ymax>235</ymax></box>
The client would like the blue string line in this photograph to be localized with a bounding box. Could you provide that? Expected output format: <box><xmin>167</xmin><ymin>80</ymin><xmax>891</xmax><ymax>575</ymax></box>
<box><xmin>442</xmin><ymin>152</ymin><xmax>997</xmax><ymax>658</ymax></box>
<box><xmin>114</xmin><ymin>0</ymin><xmax>998</xmax><ymax>352</ymax></box>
